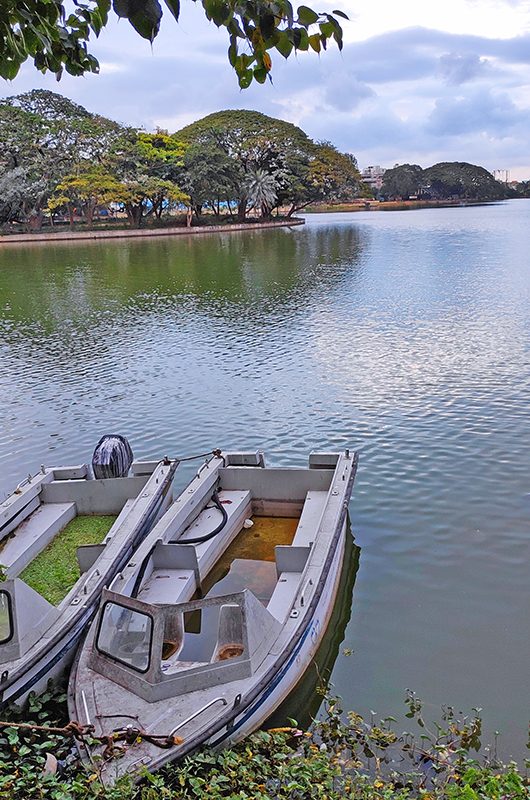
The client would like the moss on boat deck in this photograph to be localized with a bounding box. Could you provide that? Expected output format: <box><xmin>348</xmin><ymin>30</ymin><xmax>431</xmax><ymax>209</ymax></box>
<box><xmin>20</xmin><ymin>515</ymin><xmax>116</xmax><ymax>605</ymax></box>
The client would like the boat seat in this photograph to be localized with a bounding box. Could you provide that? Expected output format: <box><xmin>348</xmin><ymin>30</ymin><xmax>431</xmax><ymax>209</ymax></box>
<box><xmin>137</xmin><ymin>569</ymin><xmax>195</xmax><ymax>604</ymax></box>
<box><xmin>176</xmin><ymin>490</ymin><xmax>252</xmax><ymax>581</ymax></box>
<box><xmin>266</xmin><ymin>545</ymin><xmax>311</xmax><ymax>622</ymax></box>
<box><xmin>292</xmin><ymin>491</ymin><xmax>327</xmax><ymax>547</ymax></box>
<box><xmin>267</xmin><ymin>572</ymin><xmax>302</xmax><ymax>622</ymax></box>
<box><xmin>138</xmin><ymin>541</ymin><xmax>199</xmax><ymax>604</ymax></box>
<box><xmin>3</xmin><ymin>502</ymin><xmax>76</xmax><ymax>578</ymax></box>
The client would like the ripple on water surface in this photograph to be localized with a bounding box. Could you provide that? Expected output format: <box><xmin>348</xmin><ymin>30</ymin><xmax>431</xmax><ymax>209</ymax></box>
<box><xmin>0</xmin><ymin>204</ymin><xmax>529</xmax><ymax>758</ymax></box>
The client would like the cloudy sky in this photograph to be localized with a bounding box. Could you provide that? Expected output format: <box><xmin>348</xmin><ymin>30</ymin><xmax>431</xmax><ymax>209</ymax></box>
<box><xmin>2</xmin><ymin>0</ymin><xmax>530</xmax><ymax>178</ymax></box>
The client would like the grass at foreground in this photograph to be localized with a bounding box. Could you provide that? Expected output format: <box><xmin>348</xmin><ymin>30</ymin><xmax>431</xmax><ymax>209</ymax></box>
<box><xmin>0</xmin><ymin>686</ymin><xmax>527</xmax><ymax>800</ymax></box>
<box><xmin>20</xmin><ymin>516</ymin><xmax>116</xmax><ymax>605</ymax></box>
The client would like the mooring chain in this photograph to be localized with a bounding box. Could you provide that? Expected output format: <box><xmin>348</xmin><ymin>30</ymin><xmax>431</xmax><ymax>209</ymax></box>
<box><xmin>0</xmin><ymin>718</ymin><xmax>89</xmax><ymax>739</ymax></box>
<box><xmin>97</xmin><ymin>726</ymin><xmax>183</xmax><ymax>759</ymax></box>
<box><xmin>0</xmin><ymin>718</ymin><xmax>183</xmax><ymax>759</ymax></box>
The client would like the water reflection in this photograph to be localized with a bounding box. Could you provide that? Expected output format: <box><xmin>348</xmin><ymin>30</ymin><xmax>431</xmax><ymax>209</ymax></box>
<box><xmin>0</xmin><ymin>226</ymin><xmax>368</xmax><ymax>335</ymax></box>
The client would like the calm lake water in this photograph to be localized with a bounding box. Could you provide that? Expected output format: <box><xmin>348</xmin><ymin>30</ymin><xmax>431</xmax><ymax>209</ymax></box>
<box><xmin>1</xmin><ymin>201</ymin><xmax>529</xmax><ymax>757</ymax></box>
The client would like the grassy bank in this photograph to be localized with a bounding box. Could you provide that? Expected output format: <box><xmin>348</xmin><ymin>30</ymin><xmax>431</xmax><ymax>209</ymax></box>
<box><xmin>0</xmin><ymin>685</ymin><xmax>527</xmax><ymax>799</ymax></box>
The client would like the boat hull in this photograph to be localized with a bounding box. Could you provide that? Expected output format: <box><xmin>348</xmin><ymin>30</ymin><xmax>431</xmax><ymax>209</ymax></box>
<box><xmin>215</xmin><ymin>521</ymin><xmax>347</xmax><ymax>748</ymax></box>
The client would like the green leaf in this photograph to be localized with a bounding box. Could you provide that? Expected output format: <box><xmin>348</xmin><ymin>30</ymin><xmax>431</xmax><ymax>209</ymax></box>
<box><xmin>228</xmin><ymin>38</ymin><xmax>238</xmax><ymax>66</ymax></box>
<box><xmin>238</xmin><ymin>68</ymin><xmax>253</xmax><ymax>88</ymax></box>
<box><xmin>163</xmin><ymin>0</ymin><xmax>180</xmax><ymax>20</ymax></box>
<box><xmin>293</xmin><ymin>27</ymin><xmax>308</xmax><ymax>50</ymax></box>
<box><xmin>113</xmin><ymin>0</ymin><xmax>162</xmax><ymax>39</ymax></box>
<box><xmin>0</xmin><ymin>59</ymin><xmax>21</xmax><ymax>80</ymax></box>
<box><xmin>91</xmin><ymin>9</ymin><xmax>104</xmax><ymax>35</ymax></box>
<box><xmin>6</xmin><ymin>729</ymin><xmax>19</xmax><ymax>746</ymax></box>
<box><xmin>275</xmin><ymin>31</ymin><xmax>293</xmax><ymax>58</ymax></box>
<box><xmin>129</xmin><ymin>0</ymin><xmax>163</xmax><ymax>40</ymax></box>
<box><xmin>253</xmin><ymin>65</ymin><xmax>267</xmax><ymax>83</ymax></box>
<box><xmin>203</xmin><ymin>0</ymin><xmax>231</xmax><ymax>25</ymax></box>
<box><xmin>297</xmin><ymin>5</ymin><xmax>319</xmax><ymax>25</ymax></box>
<box><xmin>333</xmin><ymin>9</ymin><xmax>349</xmax><ymax>19</ymax></box>
<box><xmin>308</xmin><ymin>33</ymin><xmax>320</xmax><ymax>52</ymax></box>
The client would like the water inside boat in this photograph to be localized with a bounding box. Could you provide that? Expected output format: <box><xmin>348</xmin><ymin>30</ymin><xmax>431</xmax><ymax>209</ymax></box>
<box><xmin>201</xmin><ymin>515</ymin><xmax>298</xmax><ymax>600</ymax></box>
<box><xmin>167</xmin><ymin>516</ymin><xmax>298</xmax><ymax>664</ymax></box>
<box><xmin>19</xmin><ymin>515</ymin><xmax>116</xmax><ymax>605</ymax></box>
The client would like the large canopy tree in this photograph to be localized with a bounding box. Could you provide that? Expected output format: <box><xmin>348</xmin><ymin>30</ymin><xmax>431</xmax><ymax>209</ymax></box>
<box><xmin>422</xmin><ymin>162</ymin><xmax>508</xmax><ymax>201</ymax></box>
<box><xmin>175</xmin><ymin>109</ymin><xmax>324</xmax><ymax>219</ymax></box>
<box><xmin>106</xmin><ymin>129</ymin><xmax>189</xmax><ymax>225</ymax></box>
<box><xmin>0</xmin><ymin>89</ymin><xmax>127</xmax><ymax>225</ymax></box>
<box><xmin>0</xmin><ymin>0</ymin><xmax>347</xmax><ymax>88</ymax></box>
<box><xmin>381</xmin><ymin>163</ymin><xmax>423</xmax><ymax>200</ymax></box>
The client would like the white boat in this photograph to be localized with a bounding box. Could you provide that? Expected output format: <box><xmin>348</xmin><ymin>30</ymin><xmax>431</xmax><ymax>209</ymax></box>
<box><xmin>68</xmin><ymin>449</ymin><xmax>358</xmax><ymax>781</ymax></box>
<box><xmin>0</xmin><ymin>437</ymin><xmax>178</xmax><ymax>707</ymax></box>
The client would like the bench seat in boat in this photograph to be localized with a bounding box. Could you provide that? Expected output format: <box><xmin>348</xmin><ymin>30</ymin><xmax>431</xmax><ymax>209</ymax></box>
<box><xmin>3</xmin><ymin>502</ymin><xmax>76</xmax><ymax>578</ymax></box>
<box><xmin>267</xmin><ymin>572</ymin><xmax>302</xmax><ymax>621</ymax></box>
<box><xmin>291</xmin><ymin>491</ymin><xmax>327</xmax><ymax>547</ymax></box>
<box><xmin>137</xmin><ymin>490</ymin><xmax>251</xmax><ymax>605</ymax></box>
<box><xmin>137</xmin><ymin>567</ymin><xmax>196</xmax><ymax>604</ymax></box>
<box><xmin>265</xmin><ymin>489</ymin><xmax>327</xmax><ymax>620</ymax></box>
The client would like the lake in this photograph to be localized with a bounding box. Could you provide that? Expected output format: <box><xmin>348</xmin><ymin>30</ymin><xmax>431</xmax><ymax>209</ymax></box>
<box><xmin>1</xmin><ymin>201</ymin><xmax>528</xmax><ymax>758</ymax></box>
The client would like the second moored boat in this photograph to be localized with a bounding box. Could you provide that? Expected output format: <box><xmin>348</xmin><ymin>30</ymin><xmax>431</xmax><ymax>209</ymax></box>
<box><xmin>68</xmin><ymin>449</ymin><xmax>358</xmax><ymax>782</ymax></box>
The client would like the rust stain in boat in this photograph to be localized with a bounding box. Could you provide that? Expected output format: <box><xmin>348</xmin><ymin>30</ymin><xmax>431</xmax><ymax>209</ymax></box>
<box><xmin>216</xmin><ymin>643</ymin><xmax>244</xmax><ymax>660</ymax></box>
<box><xmin>201</xmin><ymin>516</ymin><xmax>298</xmax><ymax>602</ymax></box>
<box><xmin>221</xmin><ymin>516</ymin><xmax>298</xmax><ymax>564</ymax></box>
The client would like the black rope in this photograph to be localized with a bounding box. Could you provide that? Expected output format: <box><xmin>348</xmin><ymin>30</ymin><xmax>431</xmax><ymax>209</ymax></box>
<box><xmin>130</xmin><ymin>490</ymin><xmax>228</xmax><ymax>598</ymax></box>
<box><xmin>178</xmin><ymin>449</ymin><xmax>222</xmax><ymax>463</ymax></box>
<box><xmin>174</xmin><ymin>491</ymin><xmax>228</xmax><ymax>544</ymax></box>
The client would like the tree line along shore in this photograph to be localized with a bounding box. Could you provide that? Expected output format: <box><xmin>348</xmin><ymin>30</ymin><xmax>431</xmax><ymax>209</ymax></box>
<box><xmin>0</xmin><ymin>90</ymin><xmax>515</xmax><ymax>237</ymax></box>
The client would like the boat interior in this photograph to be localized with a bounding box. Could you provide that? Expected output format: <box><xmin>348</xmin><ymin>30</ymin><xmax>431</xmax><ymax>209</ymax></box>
<box><xmin>88</xmin><ymin>452</ymin><xmax>349</xmax><ymax>703</ymax></box>
<box><xmin>0</xmin><ymin>461</ymin><xmax>158</xmax><ymax>662</ymax></box>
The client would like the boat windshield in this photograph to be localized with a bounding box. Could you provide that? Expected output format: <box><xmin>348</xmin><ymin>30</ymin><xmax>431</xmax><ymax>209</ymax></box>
<box><xmin>96</xmin><ymin>602</ymin><xmax>153</xmax><ymax>673</ymax></box>
<box><xmin>0</xmin><ymin>591</ymin><xmax>12</xmax><ymax>644</ymax></box>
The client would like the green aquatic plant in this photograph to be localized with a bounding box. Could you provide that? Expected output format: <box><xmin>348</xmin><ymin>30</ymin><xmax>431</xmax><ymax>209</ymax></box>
<box><xmin>0</xmin><ymin>683</ymin><xmax>527</xmax><ymax>800</ymax></box>
<box><xmin>19</xmin><ymin>515</ymin><xmax>116</xmax><ymax>605</ymax></box>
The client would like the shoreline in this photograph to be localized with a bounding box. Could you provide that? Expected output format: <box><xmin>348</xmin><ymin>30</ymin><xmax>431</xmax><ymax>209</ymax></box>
<box><xmin>306</xmin><ymin>198</ymin><xmax>500</xmax><ymax>213</ymax></box>
<box><xmin>0</xmin><ymin>217</ymin><xmax>304</xmax><ymax>247</ymax></box>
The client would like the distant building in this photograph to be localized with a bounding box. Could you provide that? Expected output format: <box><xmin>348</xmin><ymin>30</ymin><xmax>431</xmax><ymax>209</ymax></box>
<box><xmin>360</xmin><ymin>165</ymin><xmax>387</xmax><ymax>191</ymax></box>
<box><xmin>493</xmin><ymin>169</ymin><xmax>510</xmax><ymax>183</ymax></box>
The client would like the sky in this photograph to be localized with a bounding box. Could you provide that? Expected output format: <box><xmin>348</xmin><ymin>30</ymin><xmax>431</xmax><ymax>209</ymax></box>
<box><xmin>2</xmin><ymin>0</ymin><xmax>530</xmax><ymax>178</ymax></box>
